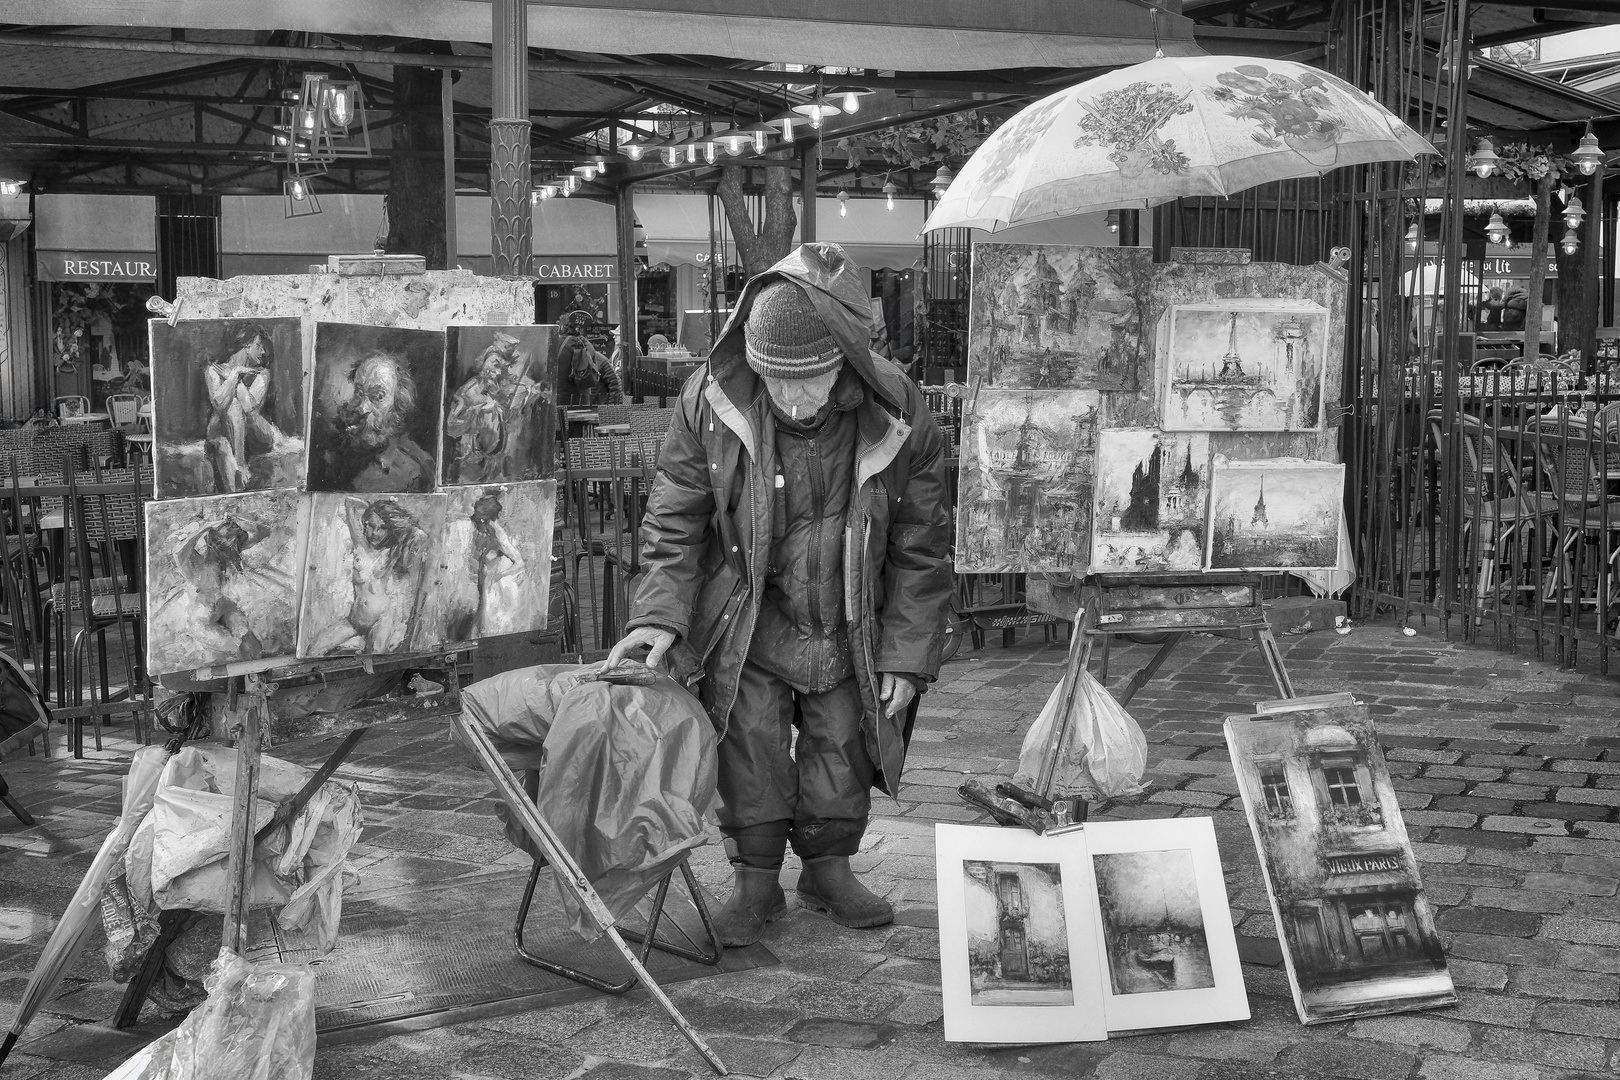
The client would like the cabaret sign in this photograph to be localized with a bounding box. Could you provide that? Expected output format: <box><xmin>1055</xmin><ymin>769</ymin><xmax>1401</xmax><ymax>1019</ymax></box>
<box><xmin>37</xmin><ymin>251</ymin><xmax>158</xmax><ymax>282</ymax></box>
<box><xmin>533</xmin><ymin>259</ymin><xmax>617</xmax><ymax>281</ymax></box>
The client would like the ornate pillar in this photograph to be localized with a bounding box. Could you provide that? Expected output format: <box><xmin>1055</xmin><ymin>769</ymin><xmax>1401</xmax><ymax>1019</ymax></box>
<box><xmin>490</xmin><ymin>0</ymin><xmax>531</xmax><ymax>276</ymax></box>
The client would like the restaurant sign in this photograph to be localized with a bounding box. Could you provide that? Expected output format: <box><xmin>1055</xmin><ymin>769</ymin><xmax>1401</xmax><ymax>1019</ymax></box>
<box><xmin>36</xmin><ymin>250</ymin><xmax>158</xmax><ymax>283</ymax></box>
<box><xmin>532</xmin><ymin>258</ymin><xmax>616</xmax><ymax>281</ymax></box>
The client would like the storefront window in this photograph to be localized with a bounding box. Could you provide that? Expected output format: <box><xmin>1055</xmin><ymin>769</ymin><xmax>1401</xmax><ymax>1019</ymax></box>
<box><xmin>1348</xmin><ymin>903</ymin><xmax>1414</xmax><ymax>961</ymax></box>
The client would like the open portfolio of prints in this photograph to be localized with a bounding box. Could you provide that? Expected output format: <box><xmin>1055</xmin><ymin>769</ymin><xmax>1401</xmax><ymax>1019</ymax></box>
<box><xmin>145</xmin><ymin>318</ymin><xmax>558</xmax><ymax>677</ymax></box>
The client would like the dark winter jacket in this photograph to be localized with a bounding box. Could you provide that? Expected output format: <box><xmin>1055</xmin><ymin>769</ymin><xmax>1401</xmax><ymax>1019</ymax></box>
<box><xmin>626</xmin><ymin>243</ymin><xmax>954</xmax><ymax>796</ymax></box>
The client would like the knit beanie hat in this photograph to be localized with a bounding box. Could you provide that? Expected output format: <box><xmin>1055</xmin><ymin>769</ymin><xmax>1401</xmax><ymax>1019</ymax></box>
<box><xmin>744</xmin><ymin>281</ymin><xmax>843</xmax><ymax>379</ymax></box>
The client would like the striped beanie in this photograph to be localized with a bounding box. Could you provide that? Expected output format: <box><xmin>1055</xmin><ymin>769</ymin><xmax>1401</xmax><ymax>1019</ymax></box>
<box><xmin>743</xmin><ymin>281</ymin><xmax>843</xmax><ymax>379</ymax></box>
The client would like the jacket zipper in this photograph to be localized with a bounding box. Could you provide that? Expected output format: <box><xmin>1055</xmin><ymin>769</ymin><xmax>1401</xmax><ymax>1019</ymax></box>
<box><xmin>807</xmin><ymin>434</ymin><xmax>823</xmax><ymax>677</ymax></box>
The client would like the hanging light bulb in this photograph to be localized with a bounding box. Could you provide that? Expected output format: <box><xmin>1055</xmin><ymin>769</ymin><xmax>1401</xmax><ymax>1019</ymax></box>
<box><xmin>325</xmin><ymin>84</ymin><xmax>355</xmax><ymax>128</ymax></box>
<box><xmin>289</xmin><ymin>178</ymin><xmax>307</xmax><ymax>202</ymax></box>
<box><xmin>624</xmin><ymin>141</ymin><xmax>645</xmax><ymax>161</ymax></box>
<box><xmin>882</xmin><ymin>180</ymin><xmax>898</xmax><ymax>211</ymax></box>
<box><xmin>685</xmin><ymin>140</ymin><xmax>698</xmax><ymax>164</ymax></box>
<box><xmin>662</xmin><ymin>145</ymin><xmax>681</xmax><ymax>166</ymax></box>
<box><xmin>0</xmin><ymin>180</ymin><xmax>21</xmax><ymax>196</ymax></box>
<box><xmin>704</xmin><ymin>140</ymin><xmax>719</xmax><ymax>164</ymax></box>
<box><xmin>1485</xmin><ymin>210</ymin><xmax>1510</xmax><ymax>246</ymax></box>
<box><xmin>809</xmin><ymin>103</ymin><xmax>825</xmax><ymax>130</ymax></box>
<box><xmin>837</xmin><ymin>189</ymin><xmax>849</xmax><ymax>217</ymax></box>
<box><xmin>1105</xmin><ymin>210</ymin><xmax>1120</xmax><ymax>234</ymax></box>
<box><xmin>1573</xmin><ymin>130</ymin><xmax>1604</xmax><ymax>175</ymax></box>
<box><xmin>778</xmin><ymin>115</ymin><xmax>796</xmax><ymax>141</ymax></box>
<box><xmin>1468</xmin><ymin>137</ymin><xmax>1500</xmax><ymax>179</ymax></box>
<box><xmin>1561</xmin><ymin>225</ymin><xmax>1581</xmax><ymax>255</ymax></box>
<box><xmin>742</xmin><ymin>121</ymin><xmax>772</xmax><ymax>155</ymax></box>
<box><xmin>1403</xmin><ymin>222</ymin><xmax>1420</xmax><ymax>255</ymax></box>
<box><xmin>1564</xmin><ymin>195</ymin><xmax>1586</xmax><ymax>230</ymax></box>
<box><xmin>842</xmin><ymin>91</ymin><xmax>861</xmax><ymax>114</ymax></box>
<box><xmin>929</xmin><ymin>164</ymin><xmax>954</xmax><ymax>196</ymax></box>
<box><xmin>713</xmin><ymin>126</ymin><xmax>749</xmax><ymax>156</ymax></box>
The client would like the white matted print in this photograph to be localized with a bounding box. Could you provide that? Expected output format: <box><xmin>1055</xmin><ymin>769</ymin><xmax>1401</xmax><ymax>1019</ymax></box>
<box><xmin>1206</xmin><ymin>458</ymin><xmax>1343</xmax><ymax>571</ymax></box>
<box><xmin>1160</xmin><ymin>300</ymin><xmax>1327</xmax><ymax>432</ymax></box>
<box><xmin>1084</xmin><ymin>817</ymin><xmax>1249</xmax><ymax>1032</ymax></box>
<box><xmin>935</xmin><ymin>824</ymin><xmax>1107</xmax><ymax>1044</ymax></box>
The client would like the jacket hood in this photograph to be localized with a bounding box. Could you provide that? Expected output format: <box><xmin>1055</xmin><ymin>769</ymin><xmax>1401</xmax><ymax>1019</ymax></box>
<box><xmin>708</xmin><ymin>243</ymin><xmax>908</xmax><ymax>411</ymax></box>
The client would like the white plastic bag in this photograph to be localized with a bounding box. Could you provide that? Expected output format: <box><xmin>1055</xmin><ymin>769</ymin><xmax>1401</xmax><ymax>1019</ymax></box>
<box><xmin>1017</xmin><ymin>667</ymin><xmax>1147</xmax><ymax>799</ymax></box>
<box><xmin>128</xmin><ymin>746</ymin><xmax>362</xmax><ymax>954</ymax></box>
<box><xmin>103</xmin><ymin>949</ymin><xmax>315</xmax><ymax>1080</ymax></box>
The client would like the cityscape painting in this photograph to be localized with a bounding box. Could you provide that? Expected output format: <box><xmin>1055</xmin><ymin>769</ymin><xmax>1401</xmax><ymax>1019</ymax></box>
<box><xmin>1090</xmin><ymin>429</ymin><xmax>1211</xmax><ymax>573</ymax></box>
<box><xmin>1160</xmin><ymin>300</ymin><xmax>1328</xmax><ymax>432</ymax></box>
<box><xmin>1206</xmin><ymin>458</ymin><xmax>1343</xmax><ymax>571</ymax></box>
<box><xmin>1226</xmin><ymin>702</ymin><xmax>1455</xmax><ymax>1024</ymax></box>
<box><xmin>967</xmin><ymin>244</ymin><xmax>1154</xmax><ymax>408</ymax></box>
<box><xmin>955</xmin><ymin>388</ymin><xmax>1099</xmax><ymax>574</ymax></box>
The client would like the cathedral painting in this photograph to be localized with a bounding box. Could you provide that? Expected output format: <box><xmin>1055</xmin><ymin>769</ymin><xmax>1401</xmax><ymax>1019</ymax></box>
<box><xmin>1090</xmin><ymin>429</ymin><xmax>1211</xmax><ymax>573</ymax></box>
<box><xmin>956</xmin><ymin>389</ymin><xmax>1100</xmax><ymax>574</ymax></box>
<box><xmin>1160</xmin><ymin>300</ymin><xmax>1328</xmax><ymax>432</ymax></box>
<box><xmin>1206</xmin><ymin>458</ymin><xmax>1343</xmax><ymax>570</ymax></box>
<box><xmin>967</xmin><ymin>244</ymin><xmax>1154</xmax><ymax>420</ymax></box>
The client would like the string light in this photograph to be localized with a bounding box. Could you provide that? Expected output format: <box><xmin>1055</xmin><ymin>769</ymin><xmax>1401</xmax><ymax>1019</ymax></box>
<box><xmin>882</xmin><ymin>179</ymin><xmax>898</xmax><ymax>211</ymax></box>
<box><xmin>288</xmin><ymin>178</ymin><xmax>307</xmax><ymax>201</ymax></box>
<box><xmin>1105</xmin><ymin>210</ymin><xmax>1120</xmax><ymax>234</ymax></box>
<box><xmin>1485</xmin><ymin>211</ymin><xmax>1510</xmax><ymax>246</ymax></box>
<box><xmin>0</xmin><ymin>180</ymin><xmax>23</xmax><ymax>196</ymax></box>
<box><xmin>929</xmin><ymin>164</ymin><xmax>954</xmax><ymax>196</ymax></box>
<box><xmin>1403</xmin><ymin>222</ymin><xmax>1420</xmax><ymax>255</ymax></box>
<box><xmin>778</xmin><ymin>115</ymin><xmax>796</xmax><ymax>141</ymax></box>
<box><xmin>837</xmin><ymin>190</ymin><xmax>849</xmax><ymax>217</ymax></box>
<box><xmin>1561</xmin><ymin>226</ymin><xmax>1581</xmax><ymax>255</ymax></box>
<box><xmin>1564</xmin><ymin>195</ymin><xmax>1586</xmax><ymax>230</ymax></box>
<box><xmin>1468</xmin><ymin>137</ymin><xmax>1500</xmax><ymax>179</ymax></box>
<box><xmin>1573</xmin><ymin>129</ymin><xmax>1604</xmax><ymax>175</ymax></box>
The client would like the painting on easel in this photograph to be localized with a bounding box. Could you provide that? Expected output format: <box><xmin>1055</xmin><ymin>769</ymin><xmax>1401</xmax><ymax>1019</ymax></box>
<box><xmin>1160</xmin><ymin>300</ymin><xmax>1327</xmax><ymax>432</ymax></box>
<box><xmin>145</xmin><ymin>489</ymin><xmax>308</xmax><ymax>676</ymax></box>
<box><xmin>307</xmin><ymin>323</ymin><xmax>445</xmax><ymax>494</ymax></box>
<box><xmin>417</xmin><ymin>480</ymin><xmax>556</xmax><ymax>645</ymax></box>
<box><xmin>1206</xmin><ymin>458</ymin><xmax>1343</xmax><ymax>570</ymax></box>
<box><xmin>956</xmin><ymin>388</ymin><xmax>1099</xmax><ymax>574</ymax></box>
<box><xmin>1090</xmin><ymin>429</ymin><xmax>1211</xmax><ymax>573</ymax></box>
<box><xmin>441</xmin><ymin>326</ymin><xmax>556</xmax><ymax>485</ymax></box>
<box><xmin>967</xmin><ymin>244</ymin><xmax>1154</xmax><ymax>408</ymax></box>
<box><xmin>150</xmin><ymin>318</ymin><xmax>307</xmax><ymax>499</ymax></box>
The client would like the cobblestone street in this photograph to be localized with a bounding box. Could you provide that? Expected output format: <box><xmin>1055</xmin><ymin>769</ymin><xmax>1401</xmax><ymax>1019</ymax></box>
<box><xmin>4</xmin><ymin>619</ymin><xmax>1620</xmax><ymax>1079</ymax></box>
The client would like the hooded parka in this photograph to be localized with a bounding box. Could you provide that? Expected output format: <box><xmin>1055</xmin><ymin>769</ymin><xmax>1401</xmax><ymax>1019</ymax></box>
<box><xmin>626</xmin><ymin>243</ymin><xmax>953</xmax><ymax>796</ymax></box>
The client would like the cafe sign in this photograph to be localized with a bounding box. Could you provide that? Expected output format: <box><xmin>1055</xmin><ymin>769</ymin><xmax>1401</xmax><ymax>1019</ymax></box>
<box><xmin>36</xmin><ymin>250</ymin><xmax>158</xmax><ymax>283</ymax></box>
<box><xmin>532</xmin><ymin>258</ymin><xmax>616</xmax><ymax>281</ymax></box>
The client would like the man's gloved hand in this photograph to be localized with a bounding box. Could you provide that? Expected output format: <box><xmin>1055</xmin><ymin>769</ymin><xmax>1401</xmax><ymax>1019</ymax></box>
<box><xmin>880</xmin><ymin>673</ymin><xmax>919</xmax><ymax>719</ymax></box>
<box><xmin>605</xmin><ymin>626</ymin><xmax>676</xmax><ymax>670</ymax></box>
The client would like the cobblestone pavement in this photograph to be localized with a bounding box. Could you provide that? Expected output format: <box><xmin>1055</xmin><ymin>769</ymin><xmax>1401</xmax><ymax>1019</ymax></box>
<box><xmin>3</xmin><ymin>619</ymin><xmax>1620</xmax><ymax>1079</ymax></box>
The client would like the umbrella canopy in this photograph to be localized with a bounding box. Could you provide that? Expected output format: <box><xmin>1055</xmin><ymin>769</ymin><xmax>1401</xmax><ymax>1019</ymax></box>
<box><xmin>925</xmin><ymin>55</ymin><xmax>1435</xmax><ymax>234</ymax></box>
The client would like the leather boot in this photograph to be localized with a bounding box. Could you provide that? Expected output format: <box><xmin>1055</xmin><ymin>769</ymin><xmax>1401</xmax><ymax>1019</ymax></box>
<box><xmin>795</xmin><ymin>855</ymin><xmax>894</xmax><ymax>928</ymax></box>
<box><xmin>712</xmin><ymin>868</ymin><xmax>787</xmax><ymax>948</ymax></box>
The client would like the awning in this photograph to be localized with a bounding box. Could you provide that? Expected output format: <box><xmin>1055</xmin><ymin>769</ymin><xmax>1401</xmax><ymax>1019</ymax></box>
<box><xmin>636</xmin><ymin>192</ymin><xmax>926</xmax><ymax>271</ymax></box>
<box><xmin>4</xmin><ymin>2</ymin><xmax>1201</xmax><ymax>71</ymax></box>
<box><xmin>34</xmin><ymin>193</ymin><xmax>157</xmax><ymax>282</ymax></box>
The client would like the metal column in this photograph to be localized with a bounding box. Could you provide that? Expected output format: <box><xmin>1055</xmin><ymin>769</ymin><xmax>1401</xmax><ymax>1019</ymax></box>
<box><xmin>442</xmin><ymin>65</ymin><xmax>459</xmax><ymax>270</ymax></box>
<box><xmin>490</xmin><ymin>0</ymin><xmax>531</xmax><ymax>275</ymax></box>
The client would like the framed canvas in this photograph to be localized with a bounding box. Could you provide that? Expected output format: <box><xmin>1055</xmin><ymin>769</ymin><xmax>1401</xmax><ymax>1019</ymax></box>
<box><xmin>297</xmin><ymin>491</ymin><xmax>446</xmax><ymax>659</ymax></box>
<box><xmin>966</xmin><ymin>244</ymin><xmax>1154</xmax><ymax>404</ymax></box>
<box><xmin>1225</xmin><ymin>703</ymin><xmax>1456</xmax><ymax>1024</ymax></box>
<box><xmin>1206</xmin><ymin>458</ymin><xmax>1343</xmax><ymax>571</ymax></box>
<box><xmin>307</xmin><ymin>322</ymin><xmax>445</xmax><ymax>493</ymax></box>
<box><xmin>1084</xmin><ymin>818</ymin><xmax>1249</xmax><ymax>1033</ymax></box>
<box><xmin>1090</xmin><ymin>428</ymin><xmax>1211</xmax><ymax>573</ymax></box>
<box><xmin>150</xmin><ymin>317</ymin><xmax>307</xmax><ymax>499</ymax></box>
<box><xmin>1160</xmin><ymin>300</ymin><xmax>1328</xmax><ymax>432</ymax></box>
<box><xmin>416</xmin><ymin>480</ymin><xmax>557</xmax><ymax>646</ymax></box>
<box><xmin>955</xmin><ymin>388</ymin><xmax>1099</xmax><ymax>574</ymax></box>
<box><xmin>935</xmin><ymin>824</ymin><xmax>1108</xmax><ymax>1044</ymax></box>
<box><xmin>441</xmin><ymin>325</ymin><xmax>557</xmax><ymax>485</ymax></box>
<box><xmin>144</xmin><ymin>489</ymin><xmax>308</xmax><ymax>677</ymax></box>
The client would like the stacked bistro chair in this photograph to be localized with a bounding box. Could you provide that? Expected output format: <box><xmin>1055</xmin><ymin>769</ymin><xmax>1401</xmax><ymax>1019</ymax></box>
<box><xmin>1527</xmin><ymin>416</ymin><xmax>1620</xmax><ymax>623</ymax></box>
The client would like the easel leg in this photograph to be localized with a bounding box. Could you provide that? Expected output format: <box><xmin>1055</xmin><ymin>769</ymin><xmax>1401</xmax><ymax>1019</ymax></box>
<box><xmin>1116</xmin><ymin>633</ymin><xmax>1185</xmax><ymax>708</ymax></box>
<box><xmin>1253</xmin><ymin>627</ymin><xmax>1296</xmax><ymax>699</ymax></box>
<box><xmin>220</xmin><ymin>691</ymin><xmax>264</xmax><ymax>956</ymax></box>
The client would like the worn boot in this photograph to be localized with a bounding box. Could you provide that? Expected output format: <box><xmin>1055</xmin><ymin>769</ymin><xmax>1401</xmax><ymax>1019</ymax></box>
<box><xmin>795</xmin><ymin>856</ymin><xmax>894</xmax><ymax>928</ymax></box>
<box><xmin>713</xmin><ymin>868</ymin><xmax>788</xmax><ymax>947</ymax></box>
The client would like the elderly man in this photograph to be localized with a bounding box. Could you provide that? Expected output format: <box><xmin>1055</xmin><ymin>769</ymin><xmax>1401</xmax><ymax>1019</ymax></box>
<box><xmin>607</xmin><ymin>244</ymin><xmax>953</xmax><ymax>947</ymax></box>
<box><xmin>330</xmin><ymin>352</ymin><xmax>435</xmax><ymax>492</ymax></box>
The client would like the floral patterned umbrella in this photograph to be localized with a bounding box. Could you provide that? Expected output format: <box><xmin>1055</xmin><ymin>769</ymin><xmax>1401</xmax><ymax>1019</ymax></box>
<box><xmin>924</xmin><ymin>55</ymin><xmax>1434</xmax><ymax>233</ymax></box>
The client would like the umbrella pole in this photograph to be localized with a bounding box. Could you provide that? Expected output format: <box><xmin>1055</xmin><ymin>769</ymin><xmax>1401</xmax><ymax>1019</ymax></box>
<box><xmin>452</xmin><ymin>712</ymin><xmax>728</xmax><ymax>1076</ymax></box>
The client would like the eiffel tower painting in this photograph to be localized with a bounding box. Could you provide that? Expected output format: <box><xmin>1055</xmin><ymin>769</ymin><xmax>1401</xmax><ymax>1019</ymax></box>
<box><xmin>1251</xmin><ymin>475</ymin><xmax>1269</xmax><ymax>528</ymax></box>
<box><xmin>1207</xmin><ymin>460</ymin><xmax>1343</xmax><ymax>571</ymax></box>
<box><xmin>1162</xmin><ymin>302</ymin><xmax>1329</xmax><ymax>432</ymax></box>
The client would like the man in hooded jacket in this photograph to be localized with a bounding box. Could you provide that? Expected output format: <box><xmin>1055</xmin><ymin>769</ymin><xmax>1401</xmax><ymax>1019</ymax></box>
<box><xmin>607</xmin><ymin>243</ymin><xmax>953</xmax><ymax>946</ymax></box>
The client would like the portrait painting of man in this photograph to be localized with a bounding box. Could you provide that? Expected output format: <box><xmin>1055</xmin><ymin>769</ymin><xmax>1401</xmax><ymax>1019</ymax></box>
<box><xmin>308</xmin><ymin>323</ymin><xmax>445</xmax><ymax>493</ymax></box>
<box><xmin>297</xmin><ymin>492</ymin><xmax>446</xmax><ymax>659</ymax></box>
<box><xmin>145</xmin><ymin>490</ymin><xmax>308</xmax><ymax>676</ymax></box>
<box><xmin>441</xmin><ymin>325</ymin><xmax>556</xmax><ymax>484</ymax></box>
<box><xmin>151</xmin><ymin>318</ymin><xmax>306</xmax><ymax>499</ymax></box>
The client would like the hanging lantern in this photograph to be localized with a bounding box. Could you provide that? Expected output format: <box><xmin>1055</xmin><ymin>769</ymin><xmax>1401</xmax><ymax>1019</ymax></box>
<box><xmin>793</xmin><ymin>96</ymin><xmax>842</xmax><ymax>130</ymax></box>
<box><xmin>882</xmin><ymin>180</ymin><xmax>898</xmax><ymax>211</ymax></box>
<box><xmin>712</xmin><ymin>126</ymin><xmax>751</xmax><ymax>157</ymax></box>
<box><xmin>837</xmin><ymin>189</ymin><xmax>849</xmax><ymax>217</ymax></box>
<box><xmin>662</xmin><ymin>144</ymin><xmax>681</xmax><ymax>167</ymax></box>
<box><xmin>1561</xmin><ymin>226</ymin><xmax>1581</xmax><ymax>256</ymax></box>
<box><xmin>0</xmin><ymin>180</ymin><xmax>22</xmax><ymax>196</ymax></box>
<box><xmin>1403</xmin><ymin>222</ymin><xmax>1420</xmax><ymax>255</ymax></box>
<box><xmin>835</xmin><ymin>88</ymin><xmax>872</xmax><ymax>115</ymax></box>
<box><xmin>282</xmin><ymin>166</ymin><xmax>323</xmax><ymax>218</ymax></box>
<box><xmin>1564</xmin><ymin>195</ymin><xmax>1586</xmax><ymax>230</ymax></box>
<box><xmin>1573</xmin><ymin>130</ymin><xmax>1604</xmax><ymax>176</ymax></box>
<box><xmin>1468</xmin><ymin>137</ymin><xmax>1500</xmax><ymax>179</ymax></box>
<box><xmin>774</xmin><ymin>114</ymin><xmax>797</xmax><ymax>142</ymax></box>
<box><xmin>1105</xmin><ymin>210</ymin><xmax>1120</xmax><ymax>234</ymax></box>
<box><xmin>739</xmin><ymin>121</ymin><xmax>775</xmax><ymax>155</ymax></box>
<box><xmin>1485</xmin><ymin>211</ymin><xmax>1510</xmax><ymax>246</ymax></box>
<box><xmin>929</xmin><ymin>164</ymin><xmax>954</xmax><ymax>196</ymax></box>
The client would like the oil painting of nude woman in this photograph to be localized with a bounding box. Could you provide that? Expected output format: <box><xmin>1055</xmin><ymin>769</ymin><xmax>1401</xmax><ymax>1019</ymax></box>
<box><xmin>297</xmin><ymin>492</ymin><xmax>445</xmax><ymax>658</ymax></box>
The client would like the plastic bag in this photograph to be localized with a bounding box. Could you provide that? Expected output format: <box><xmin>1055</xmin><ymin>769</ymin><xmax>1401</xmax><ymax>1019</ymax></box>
<box><xmin>103</xmin><ymin>949</ymin><xmax>315</xmax><ymax>1080</ymax></box>
<box><xmin>1017</xmin><ymin>667</ymin><xmax>1147</xmax><ymax>799</ymax></box>
<box><xmin>457</xmin><ymin>662</ymin><xmax>718</xmax><ymax>941</ymax></box>
<box><xmin>127</xmin><ymin>746</ymin><xmax>362</xmax><ymax>955</ymax></box>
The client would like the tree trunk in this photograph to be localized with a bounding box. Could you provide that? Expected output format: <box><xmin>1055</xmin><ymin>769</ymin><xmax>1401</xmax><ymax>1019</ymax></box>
<box><xmin>716</xmin><ymin>164</ymin><xmax>797</xmax><ymax>277</ymax></box>
<box><xmin>387</xmin><ymin>62</ymin><xmax>448</xmax><ymax>269</ymax></box>
<box><xmin>1523</xmin><ymin>170</ymin><xmax>1553</xmax><ymax>359</ymax></box>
